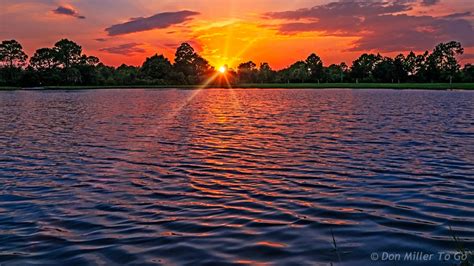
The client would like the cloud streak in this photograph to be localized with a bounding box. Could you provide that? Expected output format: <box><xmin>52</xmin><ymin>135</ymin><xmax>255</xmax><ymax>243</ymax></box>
<box><xmin>52</xmin><ymin>6</ymin><xmax>85</xmax><ymax>19</ymax></box>
<box><xmin>421</xmin><ymin>0</ymin><xmax>440</xmax><ymax>6</ymax></box>
<box><xmin>265</xmin><ymin>0</ymin><xmax>474</xmax><ymax>52</ymax></box>
<box><xmin>100</xmin><ymin>43</ymin><xmax>146</xmax><ymax>55</ymax></box>
<box><xmin>105</xmin><ymin>10</ymin><xmax>199</xmax><ymax>36</ymax></box>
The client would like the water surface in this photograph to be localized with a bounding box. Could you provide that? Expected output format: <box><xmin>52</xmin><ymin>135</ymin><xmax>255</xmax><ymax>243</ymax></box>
<box><xmin>0</xmin><ymin>89</ymin><xmax>473</xmax><ymax>265</ymax></box>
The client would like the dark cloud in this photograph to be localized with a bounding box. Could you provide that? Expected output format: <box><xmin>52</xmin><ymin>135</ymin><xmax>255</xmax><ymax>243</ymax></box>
<box><xmin>265</xmin><ymin>0</ymin><xmax>474</xmax><ymax>52</ymax></box>
<box><xmin>421</xmin><ymin>0</ymin><xmax>440</xmax><ymax>6</ymax></box>
<box><xmin>95</xmin><ymin>38</ymin><xmax>108</xmax><ymax>42</ymax></box>
<box><xmin>100</xmin><ymin>43</ymin><xmax>146</xmax><ymax>55</ymax></box>
<box><xmin>105</xmin><ymin>10</ymin><xmax>199</xmax><ymax>36</ymax></box>
<box><xmin>266</xmin><ymin>1</ymin><xmax>412</xmax><ymax>20</ymax></box>
<box><xmin>442</xmin><ymin>12</ymin><xmax>472</xmax><ymax>19</ymax></box>
<box><xmin>53</xmin><ymin>6</ymin><xmax>85</xmax><ymax>19</ymax></box>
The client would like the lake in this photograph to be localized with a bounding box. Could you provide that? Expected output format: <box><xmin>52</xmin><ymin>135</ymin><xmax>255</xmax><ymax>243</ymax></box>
<box><xmin>0</xmin><ymin>89</ymin><xmax>473</xmax><ymax>265</ymax></box>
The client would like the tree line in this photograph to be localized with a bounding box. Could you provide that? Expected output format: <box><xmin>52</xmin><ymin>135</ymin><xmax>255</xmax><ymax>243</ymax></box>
<box><xmin>0</xmin><ymin>39</ymin><xmax>473</xmax><ymax>87</ymax></box>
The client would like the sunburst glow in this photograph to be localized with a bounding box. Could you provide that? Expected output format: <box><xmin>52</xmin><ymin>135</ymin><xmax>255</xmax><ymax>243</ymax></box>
<box><xmin>219</xmin><ymin>66</ymin><xmax>227</xmax><ymax>74</ymax></box>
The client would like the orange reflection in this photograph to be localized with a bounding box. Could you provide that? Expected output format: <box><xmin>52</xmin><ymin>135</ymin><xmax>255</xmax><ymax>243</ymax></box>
<box><xmin>256</xmin><ymin>241</ymin><xmax>287</xmax><ymax>248</ymax></box>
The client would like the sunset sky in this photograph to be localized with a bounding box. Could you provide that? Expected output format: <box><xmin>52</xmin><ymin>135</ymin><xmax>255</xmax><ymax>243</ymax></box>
<box><xmin>1</xmin><ymin>0</ymin><xmax>473</xmax><ymax>69</ymax></box>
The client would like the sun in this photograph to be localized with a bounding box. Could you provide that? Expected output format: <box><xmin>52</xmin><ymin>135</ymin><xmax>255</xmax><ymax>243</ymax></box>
<box><xmin>219</xmin><ymin>66</ymin><xmax>227</xmax><ymax>74</ymax></box>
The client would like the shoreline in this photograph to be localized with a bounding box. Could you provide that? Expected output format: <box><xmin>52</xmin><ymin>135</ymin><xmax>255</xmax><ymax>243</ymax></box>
<box><xmin>1</xmin><ymin>83</ymin><xmax>474</xmax><ymax>90</ymax></box>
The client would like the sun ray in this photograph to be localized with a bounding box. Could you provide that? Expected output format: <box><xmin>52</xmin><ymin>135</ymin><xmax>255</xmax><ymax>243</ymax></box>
<box><xmin>168</xmin><ymin>71</ymin><xmax>220</xmax><ymax>116</ymax></box>
<box><xmin>227</xmin><ymin>38</ymin><xmax>259</xmax><ymax>67</ymax></box>
<box><xmin>222</xmin><ymin>71</ymin><xmax>242</xmax><ymax>111</ymax></box>
<box><xmin>145</xmin><ymin>72</ymin><xmax>221</xmax><ymax>137</ymax></box>
<box><xmin>223</xmin><ymin>1</ymin><xmax>237</xmax><ymax>66</ymax></box>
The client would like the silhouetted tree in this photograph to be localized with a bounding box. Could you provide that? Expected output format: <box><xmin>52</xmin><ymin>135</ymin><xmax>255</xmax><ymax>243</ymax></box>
<box><xmin>76</xmin><ymin>56</ymin><xmax>100</xmax><ymax>85</ymax></box>
<box><xmin>238</xmin><ymin>61</ymin><xmax>257</xmax><ymax>83</ymax></box>
<box><xmin>306</xmin><ymin>53</ymin><xmax>324</xmax><ymax>83</ymax></box>
<box><xmin>393</xmin><ymin>54</ymin><xmax>408</xmax><ymax>83</ymax></box>
<box><xmin>193</xmin><ymin>56</ymin><xmax>213</xmax><ymax>82</ymax></box>
<box><xmin>426</xmin><ymin>41</ymin><xmax>464</xmax><ymax>83</ymax></box>
<box><xmin>258</xmin><ymin>62</ymin><xmax>274</xmax><ymax>83</ymax></box>
<box><xmin>0</xmin><ymin>38</ymin><xmax>470</xmax><ymax>87</ymax></box>
<box><xmin>462</xmin><ymin>64</ymin><xmax>474</xmax><ymax>82</ymax></box>
<box><xmin>288</xmin><ymin>61</ymin><xmax>309</xmax><ymax>83</ymax></box>
<box><xmin>175</xmin><ymin>43</ymin><xmax>195</xmax><ymax>67</ymax></box>
<box><xmin>19</xmin><ymin>66</ymin><xmax>40</xmax><ymax>87</ymax></box>
<box><xmin>0</xmin><ymin>40</ymin><xmax>28</xmax><ymax>68</ymax></box>
<box><xmin>54</xmin><ymin>39</ymin><xmax>82</xmax><ymax>69</ymax></box>
<box><xmin>414</xmin><ymin>51</ymin><xmax>430</xmax><ymax>82</ymax></box>
<box><xmin>404</xmin><ymin>52</ymin><xmax>418</xmax><ymax>81</ymax></box>
<box><xmin>174</xmin><ymin>43</ymin><xmax>212</xmax><ymax>84</ymax></box>
<box><xmin>175</xmin><ymin>43</ymin><xmax>193</xmax><ymax>79</ymax></box>
<box><xmin>373</xmin><ymin>57</ymin><xmax>396</xmax><ymax>82</ymax></box>
<box><xmin>325</xmin><ymin>63</ymin><xmax>348</xmax><ymax>83</ymax></box>
<box><xmin>29</xmin><ymin>48</ymin><xmax>61</xmax><ymax>85</ymax></box>
<box><xmin>351</xmin><ymin>53</ymin><xmax>382</xmax><ymax>82</ymax></box>
<box><xmin>65</xmin><ymin>67</ymin><xmax>82</xmax><ymax>84</ymax></box>
<box><xmin>28</xmin><ymin>40</ymin><xmax>100</xmax><ymax>85</ymax></box>
<box><xmin>225</xmin><ymin>68</ymin><xmax>238</xmax><ymax>85</ymax></box>
<box><xmin>0</xmin><ymin>40</ymin><xmax>28</xmax><ymax>85</ymax></box>
<box><xmin>30</xmin><ymin>48</ymin><xmax>59</xmax><ymax>70</ymax></box>
<box><xmin>95</xmin><ymin>63</ymin><xmax>116</xmax><ymax>85</ymax></box>
<box><xmin>115</xmin><ymin>64</ymin><xmax>139</xmax><ymax>85</ymax></box>
<box><xmin>140</xmin><ymin>54</ymin><xmax>172</xmax><ymax>83</ymax></box>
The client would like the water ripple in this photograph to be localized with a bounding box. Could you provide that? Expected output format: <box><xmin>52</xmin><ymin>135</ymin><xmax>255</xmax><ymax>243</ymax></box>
<box><xmin>0</xmin><ymin>89</ymin><xmax>473</xmax><ymax>265</ymax></box>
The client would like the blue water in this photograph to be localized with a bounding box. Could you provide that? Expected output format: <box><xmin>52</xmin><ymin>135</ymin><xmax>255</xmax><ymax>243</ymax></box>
<box><xmin>0</xmin><ymin>89</ymin><xmax>473</xmax><ymax>265</ymax></box>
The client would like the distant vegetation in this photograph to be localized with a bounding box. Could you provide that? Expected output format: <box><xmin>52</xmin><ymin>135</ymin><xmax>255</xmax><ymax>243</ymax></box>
<box><xmin>0</xmin><ymin>39</ymin><xmax>473</xmax><ymax>87</ymax></box>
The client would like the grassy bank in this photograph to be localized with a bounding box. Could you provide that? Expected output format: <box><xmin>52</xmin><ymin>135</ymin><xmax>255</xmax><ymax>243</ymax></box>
<box><xmin>2</xmin><ymin>83</ymin><xmax>474</xmax><ymax>90</ymax></box>
<box><xmin>0</xmin><ymin>86</ymin><xmax>21</xmax><ymax>90</ymax></box>
<box><xmin>36</xmin><ymin>83</ymin><xmax>474</xmax><ymax>90</ymax></box>
<box><xmin>237</xmin><ymin>83</ymin><xmax>474</xmax><ymax>89</ymax></box>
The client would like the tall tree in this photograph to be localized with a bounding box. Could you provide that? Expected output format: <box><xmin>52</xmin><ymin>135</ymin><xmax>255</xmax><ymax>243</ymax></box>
<box><xmin>237</xmin><ymin>61</ymin><xmax>258</xmax><ymax>83</ymax></box>
<box><xmin>415</xmin><ymin>51</ymin><xmax>430</xmax><ymax>82</ymax></box>
<box><xmin>53</xmin><ymin>39</ymin><xmax>82</xmax><ymax>69</ymax></box>
<box><xmin>462</xmin><ymin>64</ymin><xmax>474</xmax><ymax>82</ymax></box>
<box><xmin>175</xmin><ymin>43</ymin><xmax>195</xmax><ymax>65</ymax></box>
<box><xmin>393</xmin><ymin>54</ymin><xmax>407</xmax><ymax>83</ymax></box>
<box><xmin>326</xmin><ymin>63</ymin><xmax>348</xmax><ymax>83</ymax></box>
<box><xmin>288</xmin><ymin>61</ymin><xmax>309</xmax><ymax>83</ymax></box>
<box><xmin>258</xmin><ymin>62</ymin><xmax>274</xmax><ymax>83</ymax></box>
<box><xmin>115</xmin><ymin>64</ymin><xmax>139</xmax><ymax>85</ymax></box>
<box><xmin>373</xmin><ymin>57</ymin><xmax>396</xmax><ymax>82</ymax></box>
<box><xmin>174</xmin><ymin>43</ymin><xmax>196</xmax><ymax>77</ymax></box>
<box><xmin>0</xmin><ymin>40</ymin><xmax>28</xmax><ymax>85</ymax></box>
<box><xmin>76</xmin><ymin>56</ymin><xmax>101</xmax><ymax>85</ymax></box>
<box><xmin>0</xmin><ymin>40</ymin><xmax>28</xmax><ymax>68</ymax></box>
<box><xmin>404</xmin><ymin>52</ymin><xmax>417</xmax><ymax>81</ymax></box>
<box><xmin>174</xmin><ymin>43</ymin><xmax>211</xmax><ymax>84</ymax></box>
<box><xmin>350</xmin><ymin>53</ymin><xmax>382</xmax><ymax>82</ymax></box>
<box><xmin>95</xmin><ymin>63</ymin><xmax>116</xmax><ymax>85</ymax></box>
<box><xmin>140</xmin><ymin>54</ymin><xmax>172</xmax><ymax>80</ymax></box>
<box><xmin>426</xmin><ymin>41</ymin><xmax>464</xmax><ymax>82</ymax></box>
<box><xmin>306</xmin><ymin>53</ymin><xmax>324</xmax><ymax>83</ymax></box>
<box><xmin>29</xmin><ymin>48</ymin><xmax>61</xmax><ymax>85</ymax></box>
<box><xmin>30</xmin><ymin>48</ymin><xmax>58</xmax><ymax>70</ymax></box>
<box><xmin>193</xmin><ymin>55</ymin><xmax>212</xmax><ymax>80</ymax></box>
